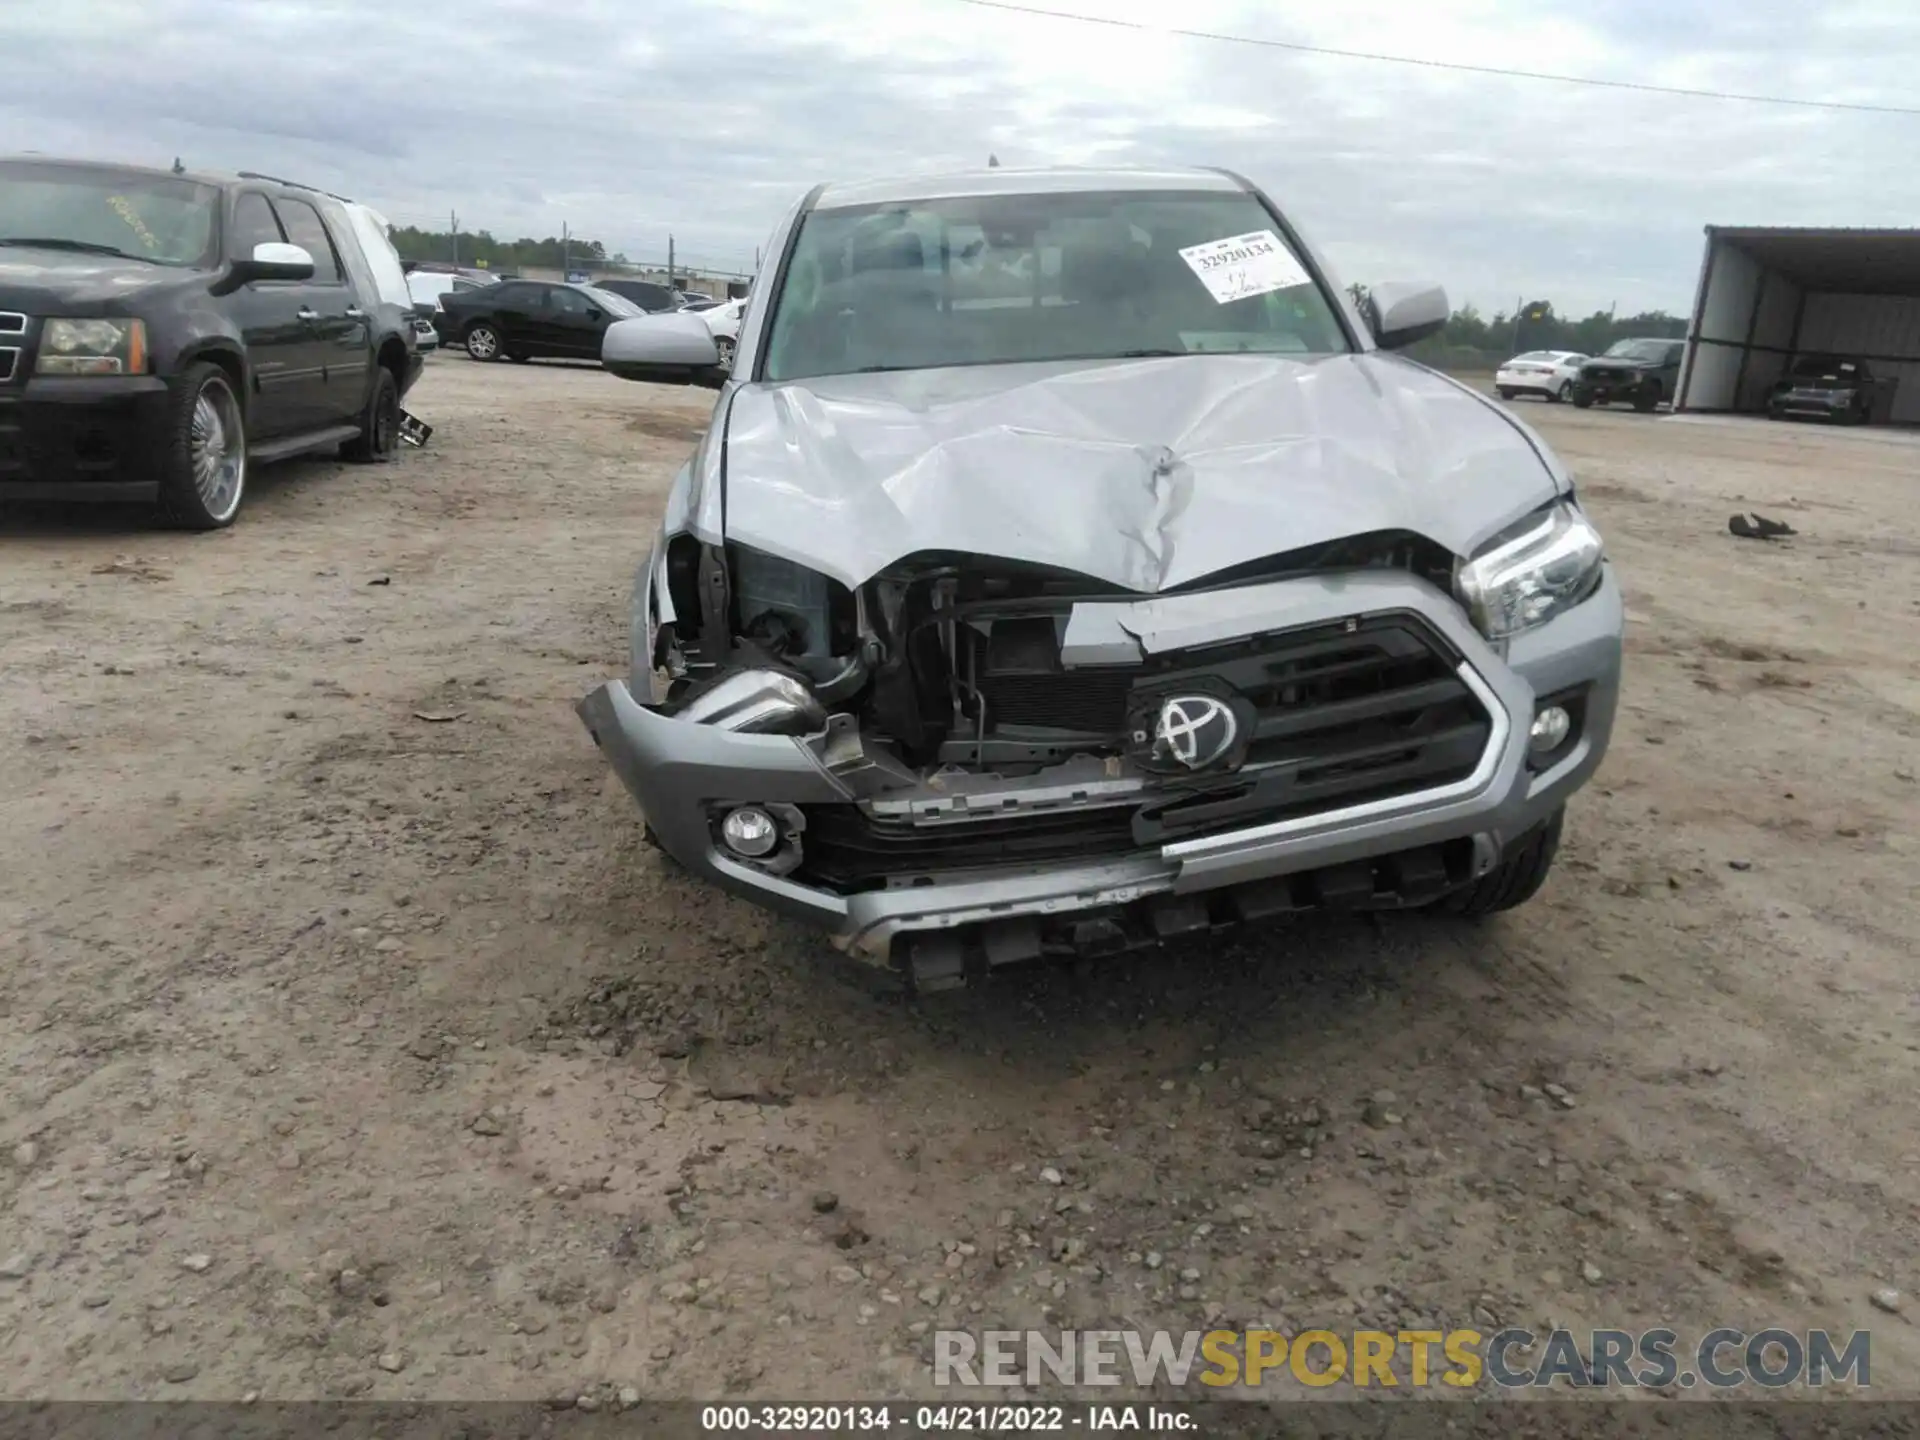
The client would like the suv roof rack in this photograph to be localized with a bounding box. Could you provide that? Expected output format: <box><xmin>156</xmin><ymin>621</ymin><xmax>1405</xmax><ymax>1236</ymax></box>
<box><xmin>236</xmin><ymin>170</ymin><xmax>354</xmax><ymax>204</ymax></box>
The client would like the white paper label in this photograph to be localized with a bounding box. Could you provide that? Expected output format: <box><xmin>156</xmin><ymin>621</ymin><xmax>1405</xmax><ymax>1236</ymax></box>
<box><xmin>1178</xmin><ymin>230</ymin><xmax>1310</xmax><ymax>304</ymax></box>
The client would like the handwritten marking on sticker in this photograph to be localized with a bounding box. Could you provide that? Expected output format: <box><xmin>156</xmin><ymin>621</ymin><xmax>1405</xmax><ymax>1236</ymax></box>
<box><xmin>1178</xmin><ymin>229</ymin><xmax>1310</xmax><ymax>305</ymax></box>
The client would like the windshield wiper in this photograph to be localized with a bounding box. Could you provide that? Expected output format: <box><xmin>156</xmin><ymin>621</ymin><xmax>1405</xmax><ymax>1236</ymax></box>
<box><xmin>0</xmin><ymin>237</ymin><xmax>149</xmax><ymax>260</ymax></box>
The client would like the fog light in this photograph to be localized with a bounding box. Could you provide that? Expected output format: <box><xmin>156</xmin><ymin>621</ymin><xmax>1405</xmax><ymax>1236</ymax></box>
<box><xmin>1529</xmin><ymin>705</ymin><xmax>1572</xmax><ymax>754</ymax></box>
<box><xmin>719</xmin><ymin>805</ymin><xmax>778</xmax><ymax>858</ymax></box>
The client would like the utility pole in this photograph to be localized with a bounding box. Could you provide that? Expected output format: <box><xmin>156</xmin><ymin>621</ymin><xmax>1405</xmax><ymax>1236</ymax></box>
<box><xmin>667</xmin><ymin>234</ymin><xmax>675</xmax><ymax>290</ymax></box>
<box><xmin>450</xmin><ymin>210</ymin><xmax>459</xmax><ymax>267</ymax></box>
<box><xmin>562</xmin><ymin>221</ymin><xmax>570</xmax><ymax>278</ymax></box>
<box><xmin>1514</xmin><ymin>294</ymin><xmax>1523</xmax><ymax>354</ymax></box>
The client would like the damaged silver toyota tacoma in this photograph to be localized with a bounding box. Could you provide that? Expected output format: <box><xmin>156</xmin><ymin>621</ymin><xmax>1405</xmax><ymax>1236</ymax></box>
<box><xmin>578</xmin><ymin>167</ymin><xmax>1623</xmax><ymax>990</ymax></box>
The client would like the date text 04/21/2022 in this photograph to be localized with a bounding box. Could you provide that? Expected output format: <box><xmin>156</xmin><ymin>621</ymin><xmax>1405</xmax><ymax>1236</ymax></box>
<box><xmin>697</xmin><ymin>1403</ymin><xmax>1194</xmax><ymax>1431</ymax></box>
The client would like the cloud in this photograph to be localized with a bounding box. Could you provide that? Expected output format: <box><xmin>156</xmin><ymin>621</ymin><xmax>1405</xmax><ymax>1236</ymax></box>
<box><xmin>4</xmin><ymin>0</ymin><xmax>1917</xmax><ymax>312</ymax></box>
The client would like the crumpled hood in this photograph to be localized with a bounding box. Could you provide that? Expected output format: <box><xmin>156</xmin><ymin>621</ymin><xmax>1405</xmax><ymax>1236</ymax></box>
<box><xmin>719</xmin><ymin>353</ymin><xmax>1565</xmax><ymax>592</ymax></box>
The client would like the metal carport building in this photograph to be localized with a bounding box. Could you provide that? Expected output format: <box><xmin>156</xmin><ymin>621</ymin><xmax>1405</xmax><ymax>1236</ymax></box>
<box><xmin>1673</xmin><ymin>226</ymin><xmax>1920</xmax><ymax>423</ymax></box>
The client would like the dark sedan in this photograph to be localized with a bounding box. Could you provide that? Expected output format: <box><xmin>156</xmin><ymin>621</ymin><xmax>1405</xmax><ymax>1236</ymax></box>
<box><xmin>437</xmin><ymin>279</ymin><xmax>644</xmax><ymax>363</ymax></box>
<box><xmin>1768</xmin><ymin>355</ymin><xmax>1874</xmax><ymax>424</ymax></box>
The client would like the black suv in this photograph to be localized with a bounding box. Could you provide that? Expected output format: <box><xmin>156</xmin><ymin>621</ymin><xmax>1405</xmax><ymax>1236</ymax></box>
<box><xmin>1570</xmin><ymin>338</ymin><xmax>1685</xmax><ymax>413</ymax></box>
<box><xmin>0</xmin><ymin>156</ymin><xmax>422</xmax><ymax>528</ymax></box>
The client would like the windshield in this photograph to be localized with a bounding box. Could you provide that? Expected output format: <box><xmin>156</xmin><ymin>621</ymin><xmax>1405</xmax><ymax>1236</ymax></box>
<box><xmin>581</xmin><ymin>286</ymin><xmax>644</xmax><ymax>318</ymax></box>
<box><xmin>0</xmin><ymin>161</ymin><xmax>218</xmax><ymax>267</ymax></box>
<box><xmin>1791</xmin><ymin>356</ymin><xmax>1857</xmax><ymax>380</ymax></box>
<box><xmin>1604</xmin><ymin>339</ymin><xmax>1672</xmax><ymax>362</ymax></box>
<box><xmin>763</xmin><ymin>188</ymin><xmax>1349</xmax><ymax>382</ymax></box>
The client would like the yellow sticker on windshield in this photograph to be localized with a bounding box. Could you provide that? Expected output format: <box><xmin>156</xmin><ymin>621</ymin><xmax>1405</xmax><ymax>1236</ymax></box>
<box><xmin>107</xmin><ymin>195</ymin><xmax>160</xmax><ymax>252</ymax></box>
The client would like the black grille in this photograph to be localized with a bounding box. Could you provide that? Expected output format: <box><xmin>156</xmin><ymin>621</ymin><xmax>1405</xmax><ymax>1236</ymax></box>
<box><xmin>798</xmin><ymin>803</ymin><xmax>1140</xmax><ymax>891</ymax></box>
<box><xmin>800</xmin><ymin>613</ymin><xmax>1493</xmax><ymax>890</ymax></box>
<box><xmin>975</xmin><ymin>669</ymin><xmax>1133</xmax><ymax>730</ymax></box>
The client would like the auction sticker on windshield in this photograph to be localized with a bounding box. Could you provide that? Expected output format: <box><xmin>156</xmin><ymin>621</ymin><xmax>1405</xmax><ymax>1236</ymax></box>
<box><xmin>1178</xmin><ymin>230</ymin><xmax>1310</xmax><ymax>304</ymax></box>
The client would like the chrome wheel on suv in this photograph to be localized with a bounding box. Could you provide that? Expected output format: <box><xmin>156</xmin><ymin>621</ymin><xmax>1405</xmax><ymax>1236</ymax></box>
<box><xmin>466</xmin><ymin>324</ymin><xmax>500</xmax><ymax>361</ymax></box>
<box><xmin>191</xmin><ymin>378</ymin><xmax>246</xmax><ymax>521</ymax></box>
<box><xmin>159</xmin><ymin>362</ymin><xmax>250</xmax><ymax>530</ymax></box>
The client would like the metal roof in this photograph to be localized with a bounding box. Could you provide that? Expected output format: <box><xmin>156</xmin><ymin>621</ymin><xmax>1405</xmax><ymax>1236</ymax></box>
<box><xmin>1707</xmin><ymin>225</ymin><xmax>1920</xmax><ymax>297</ymax></box>
<box><xmin>814</xmin><ymin>165</ymin><xmax>1244</xmax><ymax>211</ymax></box>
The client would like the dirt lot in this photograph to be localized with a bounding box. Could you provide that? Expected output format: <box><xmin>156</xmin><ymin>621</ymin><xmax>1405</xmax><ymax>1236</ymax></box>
<box><xmin>2</xmin><ymin>360</ymin><xmax>1916</xmax><ymax>1404</ymax></box>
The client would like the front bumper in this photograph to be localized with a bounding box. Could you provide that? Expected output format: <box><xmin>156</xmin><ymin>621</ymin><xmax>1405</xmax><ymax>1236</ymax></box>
<box><xmin>0</xmin><ymin>374</ymin><xmax>171</xmax><ymax>503</ymax></box>
<box><xmin>1768</xmin><ymin>392</ymin><xmax>1850</xmax><ymax>420</ymax></box>
<box><xmin>577</xmin><ymin>568</ymin><xmax>1624</xmax><ymax>963</ymax></box>
<box><xmin>1573</xmin><ymin>371</ymin><xmax>1657</xmax><ymax>404</ymax></box>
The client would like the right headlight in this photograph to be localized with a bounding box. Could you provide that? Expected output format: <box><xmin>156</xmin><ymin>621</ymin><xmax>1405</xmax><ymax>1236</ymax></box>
<box><xmin>1456</xmin><ymin>501</ymin><xmax>1605</xmax><ymax>640</ymax></box>
<box><xmin>35</xmin><ymin>318</ymin><xmax>149</xmax><ymax>376</ymax></box>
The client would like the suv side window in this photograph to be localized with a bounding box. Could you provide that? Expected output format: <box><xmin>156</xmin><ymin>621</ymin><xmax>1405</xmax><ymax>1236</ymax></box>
<box><xmin>491</xmin><ymin>282</ymin><xmax>543</xmax><ymax>306</ymax></box>
<box><xmin>550</xmin><ymin>287</ymin><xmax>592</xmax><ymax>317</ymax></box>
<box><xmin>230</xmin><ymin>192</ymin><xmax>284</xmax><ymax>258</ymax></box>
<box><xmin>272</xmin><ymin>198</ymin><xmax>343</xmax><ymax>285</ymax></box>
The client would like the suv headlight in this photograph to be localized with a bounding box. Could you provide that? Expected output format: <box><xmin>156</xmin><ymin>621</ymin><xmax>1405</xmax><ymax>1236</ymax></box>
<box><xmin>36</xmin><ymin>318</ymin><xmax>149</xmax><ymax>376</ymax></box>
<box><xmin>1456</xmin><ymin>501</ymin><xmax>1605</xmax><ymax>640</ymax></box>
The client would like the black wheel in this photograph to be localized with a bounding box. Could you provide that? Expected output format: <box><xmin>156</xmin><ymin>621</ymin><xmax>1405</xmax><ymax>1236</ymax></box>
<box><xmin>465</xmin><ymin>323</ymin><xmax>501</xmax><ymax>361</ymax></box>
<box><xmin>506</xmin><ymin>350</ymin><xmax>531</xmax><ymax>364</ymax></box>
<box><xmin>1632</xmin><ymin>382</ymin><xmax>1662</xmax><ymax>413</ymax></box>
<box><xmin>1497</xmin><ymin>386</ymin><xmax>1516</xmax><ymax>400</ymax></box>
<box><xmin>715</xmin><ymin>334</ymin><xmax>737</xmax><ymax>371</ymax></box>
<box><xmin>341</xmin><ymin>366</ymin><xmax>399</xmax><ymax>463</ymax></box>
<box><xmin>1434</xmin><ymin>809</ymin><xmax>1563</xmax><ymax>917</ymax></box>
<box><xmin>157</xmin><ymin>362</ymin><xmax>248</xmax><ymax>530</ymax></box>
<box><xmin>1571</xmin><ymin>389</ymin><xmax>1594</xmax><ymax>409</ymax></box>
<box><xmin>1553</xmin><ymin>380</ymin><xmax>1573</xmax><ymax>403</ymax></box>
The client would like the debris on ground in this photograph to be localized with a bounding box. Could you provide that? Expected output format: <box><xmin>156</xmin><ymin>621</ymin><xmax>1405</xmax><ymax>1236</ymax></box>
<box><xmin>1728</xmin><ymin>512</ymin><xmax>1797</xmax><ymax>540</ymax></box>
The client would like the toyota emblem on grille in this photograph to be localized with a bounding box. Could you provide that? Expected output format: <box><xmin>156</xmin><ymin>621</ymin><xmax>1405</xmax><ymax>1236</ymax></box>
<box><xmin>1152</xmin><ymin>695</ymin><xmax>1239</xmax><ymax>771</ymax></box>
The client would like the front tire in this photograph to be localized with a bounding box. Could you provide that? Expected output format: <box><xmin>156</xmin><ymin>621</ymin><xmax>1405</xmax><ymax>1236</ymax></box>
<box><xmin>465</xmin><ymin>323</ymin><xmax>501</xmax><ymax>361</ymax></box>
<box><xmin>715</xmin><ymin>334</ymin><xmax>737</xmax><ymax>370</ymax></box>
<box><xmin>1571</xmin><ymin>388</ymin><xmax>1595</xmax><ymax>409</ymax></box>
<box><xmin>1554</xmin><ymin>380</ymin><xmax>1573</xmax><ymax>403</ymax></box>
<box><xmin>1632</xmin><ymin>382</ymin><xmax>1662</xmax><ymax>413</ymax></box>
<box><xmin>341</xmin><ymin>366</ymin><xmax>399</xmax><ymax>463</ymax></box>
<box><xmin>1435</xmin><ymin>809</ymin><xmax>1563</xmax><ymax>917</ymax></box>
<box><xmin>158</xmin><ymin>363</ymin><xmax>247</xmax><ymax>530</ymax></box>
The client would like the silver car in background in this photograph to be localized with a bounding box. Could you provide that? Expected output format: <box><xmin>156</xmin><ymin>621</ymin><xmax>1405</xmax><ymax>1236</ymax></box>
<box><xmin>580</xmin><ymin>166</ymin><xmax>1623</xmax><ymax>990</ymax></box>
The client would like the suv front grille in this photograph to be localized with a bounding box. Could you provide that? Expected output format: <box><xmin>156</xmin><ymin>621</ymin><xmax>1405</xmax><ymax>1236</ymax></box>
<box><xmin>799</xmin><ymin>612</ymin><xmax>1495</xmax><ymax>890</ymax></box>
<box><xmin>0</xmin><ymin>312</ymin><xmax>24</xmax><ymax>385</ymax></box>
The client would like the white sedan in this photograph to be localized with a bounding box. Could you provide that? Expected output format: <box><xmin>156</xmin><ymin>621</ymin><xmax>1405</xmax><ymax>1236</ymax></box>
<box><xmin>700</xmin><ymin>297</ymin><xmax>749</xmax><ymax>369</ymax></box>
<box><xmin>1496</xmin><ymin>350</ymin><xmax>1588</xmax><ymax>403</ymax></box>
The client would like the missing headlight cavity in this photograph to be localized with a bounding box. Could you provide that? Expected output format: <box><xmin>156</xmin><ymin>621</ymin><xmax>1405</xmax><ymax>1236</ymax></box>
<box><xmin>731</xmin><ymin>545</ymin><xmax>832</xmax><ymax>657</ymax></box>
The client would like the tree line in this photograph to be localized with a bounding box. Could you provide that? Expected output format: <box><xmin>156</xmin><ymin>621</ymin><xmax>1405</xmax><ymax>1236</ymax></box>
<box><xmin>388</xmin><ymin>225</ymin><xmax>617</xmax><ymax>272</ymax></box>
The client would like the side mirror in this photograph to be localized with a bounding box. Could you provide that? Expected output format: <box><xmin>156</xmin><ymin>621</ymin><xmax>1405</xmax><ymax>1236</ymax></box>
<box><xmin>1365</xmin><ymin>281</ymin><xmax>1448</xmax><ymax>350</ymax></box>
<box><xmin>602</xmin><ymin>312</ymin><xmax>725</xmax><ymax>389</ymax></box>
<box><xmin>231</xmin><ymin>241</ymin><xmax>315</xmax><ymax>285</ymax></box>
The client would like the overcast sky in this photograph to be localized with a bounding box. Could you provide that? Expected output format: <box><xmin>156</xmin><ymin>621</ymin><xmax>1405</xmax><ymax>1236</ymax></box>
<box><xmin>6</xmin><ymin>0</ymin><xmax>1918</xmax><ymax>316</ymax></box>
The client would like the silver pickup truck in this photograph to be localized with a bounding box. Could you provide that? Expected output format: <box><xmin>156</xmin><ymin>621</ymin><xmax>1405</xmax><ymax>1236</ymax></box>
<box><xmin>579</xmin><ymin>165</ymin><xmax>1623</xmax><ymax>990</ymax></box>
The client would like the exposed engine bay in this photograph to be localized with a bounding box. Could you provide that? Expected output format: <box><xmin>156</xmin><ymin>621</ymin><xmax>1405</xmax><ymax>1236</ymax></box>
<box><xmin>641</xmin><ymin>533</ymin><xmax>1499</xmax><ymax>901</ymax></box>
<box><xmin>657</xmin><ymin>531</ymin><xmax>1458</xmax><ymax>765</ymax></box>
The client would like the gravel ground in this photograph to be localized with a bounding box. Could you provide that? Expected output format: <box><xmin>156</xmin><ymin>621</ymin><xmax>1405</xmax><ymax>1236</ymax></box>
<box><xmin>1</xmin><ymin>358</ymin><xmax>1916</xmax><ymax>1404</ymax></box>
